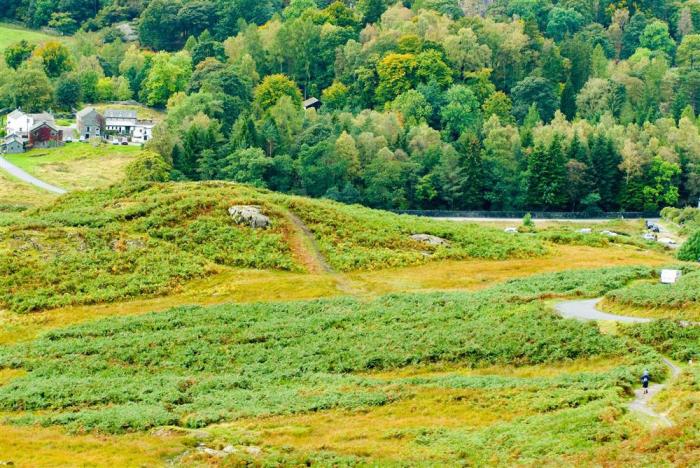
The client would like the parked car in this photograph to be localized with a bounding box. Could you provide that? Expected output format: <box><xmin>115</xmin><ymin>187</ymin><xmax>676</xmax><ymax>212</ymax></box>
<box><xmin>111</xmin><ymin>139</ymin><xmax>120</xmax><ymax>145</ymax></box>
<box><xmin>504</xmin><ymin>227</ymin><xmax>518</xmax><ymax>234</ymax></box>
<box><xmin>600</xmin><ymin>230</ymin><xmax>618</xmax><ymax>237</ymax></box>
<box><xmin>578</xmin><ymin>228</ymin><xmax>592</xmax><ymax>234</ymax></box>
<box><xmin>642</xmin><ymin>233</ymin><xmax>657</xmax><ymax>241</ymax></box>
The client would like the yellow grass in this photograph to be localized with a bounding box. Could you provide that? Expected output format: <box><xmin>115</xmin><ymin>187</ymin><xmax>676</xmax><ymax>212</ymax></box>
<box><xmin>6</xmin><ymin>145</ymin><xmax>140</xmax><ymax>191</ymax></box>
<box><xmin>363</xmin><ymin>355</ymin><xmax>630</xmax><ymax>380</ymax></box>
<box><xmin>0</xmin><ymin>241</ymin><xmax>676</xmax><ymax>465</ymax></box>
<box><xmin>0</xmin><ymin>267</ymin><xmax>340</xmax><ymax>345</ymax></box>
<box><xmin>349</xmin><ymin>244</ymin><xmax>671</xmax><ymax>295</ymax></box>
<box><xmin>0</xmin><ymin>172</ymin><xmax>55</xmax><ymax>208</ymax></box>
<box><xmin>92</xmin><ymin>103</ymin><xmax>165</xmax><ymax>121</ymax></box>
<box><xmin>0</xmin><ymin>424</ymin><xmax>188</xmax><ymax>467</ymax></box>
<box><xmin>227</xmin><ymin>387</ymin><xmax>525</xmax><ymax>463</ymax></box>
<box><xmin>600</xmin><ymin>298</ymin><xmax>700</xmax><ymax>321</ymax></box>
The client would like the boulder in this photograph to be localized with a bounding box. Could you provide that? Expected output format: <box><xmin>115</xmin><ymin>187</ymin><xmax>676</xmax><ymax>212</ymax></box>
<box><xmin>228</xmin><ymin>205</ymin><xmax>270</xmax><ymax>229</ymax></box>
<box><xmin>410</xmin><ymin>234</ymin><xmax>449</xmax><ymax>246</ymax></box>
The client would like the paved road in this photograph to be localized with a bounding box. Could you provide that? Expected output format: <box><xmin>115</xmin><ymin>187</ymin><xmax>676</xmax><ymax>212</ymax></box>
<box><xmin>554</xmin><ymin>298</ymin><xmax>682</xmax><ymax>427</ymax></box>
<box><xmin>0</xmin><ymin>156</ymin><xmax>67</xmax><ymax>194</ymax></box>
<box><xmin>556</xmin><ymin>298</ymin><xmax>652</xmax><ymax>324</ymax></box>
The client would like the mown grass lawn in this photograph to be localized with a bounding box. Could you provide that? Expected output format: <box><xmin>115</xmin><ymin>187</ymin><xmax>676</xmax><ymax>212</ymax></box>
<box><xmin>4</xmin><ymin>144</ymin><xmax>141</xmax><ymax>191</ymax></box>
<box><xmin>0</xmin><ymin>23</ymin><xmax>66</xmax><ymax>50</ymax></box>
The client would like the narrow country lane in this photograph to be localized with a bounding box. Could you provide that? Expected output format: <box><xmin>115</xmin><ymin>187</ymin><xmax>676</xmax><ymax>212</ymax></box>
<box><xmin>0</xmin><ymin>156</ymin><xmax>67</xmax><ymax>195</ymax></box>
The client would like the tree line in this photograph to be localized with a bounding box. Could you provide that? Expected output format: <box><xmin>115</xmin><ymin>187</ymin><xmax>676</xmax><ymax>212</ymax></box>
<box><xmin>2</xmin><ymin>0</ymin><xmax>700</xmax><ymax>211</ymax></box>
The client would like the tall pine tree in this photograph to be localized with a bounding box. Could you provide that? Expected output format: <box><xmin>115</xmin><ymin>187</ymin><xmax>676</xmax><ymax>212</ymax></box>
<box><xmin>589</xmin><ymin>133</ymin><xmax>623</xmax><ymax>210</ymax></box>
<box><xmin>527</xmin><ymin>134</ymin><xmax>568</xmax><ymax>209</ymax></box>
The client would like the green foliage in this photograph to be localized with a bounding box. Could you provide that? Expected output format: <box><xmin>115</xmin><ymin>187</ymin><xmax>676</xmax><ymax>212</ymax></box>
<box><xmin>678</xmin><ymin>230</ymin><xmax>700</xmax><ymax>262</ymax></box>
<box><xmin>124</xmin><ymin>151</ymin><xmax>172</xmax><ymax>183</ymax></box>
<box><xmin>621</xmin><ymin>320</ymin><xmax>700</xmax><ymax>361</ymax></box>
<box><xmin>142</xmin><ymin>51</ymin><xmax>192</xmax><ymax>107</ymax></box>
<box><xmin>0</xmin><ymin>183</ymin><xmax>304</xmax><ymax>312</ymax></box>
<box><xmin>280</xmin><ymin>195</ymin><xmax>548</xmax><ymax>271</ymax></box>
<box><xmin>33</xmin><ymin>40</ymin><xmax>73</xmax><ymax>78</ymax></box>
<box><xmin>606</xmin><ymin>267</ymin><xmax>700</xmax><ymax>309</ymax></box>
<box><xmin>512</xmin><ymin>77</ymin><xmax>559</xmax><ymax>123</ymax></box>
<box><xmin>4</xmin><ymin>40</ymin><xmax>35</xmax><ymax>69</ymax></box>
<box><xmin>0</xmin><ymin>267</ymin><xmax>657</xmax><ymax>433</ymax></box>
<box><xmin>253</xmin><ymin>74</ymin><xmax>303</xmax><ymax>113</ymax></box>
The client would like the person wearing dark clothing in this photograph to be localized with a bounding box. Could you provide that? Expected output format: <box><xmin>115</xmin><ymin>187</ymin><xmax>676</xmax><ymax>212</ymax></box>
<box><xmin>641</xmin><ymin>370</ymin><xmax>650</xmax><ymax>394</ymax></box>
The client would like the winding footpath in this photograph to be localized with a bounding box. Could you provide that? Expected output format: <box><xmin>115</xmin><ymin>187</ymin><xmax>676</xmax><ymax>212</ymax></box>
<box><xmin>555</xmin><ymin>298</ymin><xmax>681</xmax><ymax>428</ymax></box>
<box><xmin>0</xmin><ymin>156</ymin><xmax>67</xmax><ymax>195</ymax></box>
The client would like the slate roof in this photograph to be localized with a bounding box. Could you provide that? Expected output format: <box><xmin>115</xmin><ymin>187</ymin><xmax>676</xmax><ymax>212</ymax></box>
<box><xmin>77</xmin><ymin>107</ymin><xmax>97</xmax><ymax>118</ymax></box>
<box><xmin>30</xmin><ymin>120</ymin><xmax>59</xmax><ymax>132</ymax></box>
<box><xmin>7</xmin><ymin>109</ymin><xmax>25</xmax><ymax>120</ymax></box>
<box><xmin>104</xmin><ymin>109</ymin><xmax>137</xmax><ymax>119</ymax></box>
<box><xmin>27</xmin><ymin>112</ymin><xmax>55</xmax><ymax>123</ymax></box>
<box><xmin>4</xmin><ymin>134</ymin><xmax>23</xmax><ymax>144</ymax></box>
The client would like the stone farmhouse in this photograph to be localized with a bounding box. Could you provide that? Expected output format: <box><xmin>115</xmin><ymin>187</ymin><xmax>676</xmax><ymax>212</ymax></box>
<box><xmin>77</xmin><ymin>107</ymin><xmax>154</xmax><ymax>143</ymax></box>
<box><xmin>76</xmin><ymin>107</ymin><xmax>105</xmax><ymax>140</ymax></box>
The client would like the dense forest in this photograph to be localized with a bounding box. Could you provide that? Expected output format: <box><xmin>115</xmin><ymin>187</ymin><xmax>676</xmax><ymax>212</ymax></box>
<box><xmin>2</xmin><ymin>0</ymin><xmax>700</xmax><ymax>212</ymax></box>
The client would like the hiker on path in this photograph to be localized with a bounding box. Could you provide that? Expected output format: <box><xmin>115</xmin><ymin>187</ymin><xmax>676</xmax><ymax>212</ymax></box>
<box><xmin>642</xmin><ymin>370</ymin><xmax>650</xmax><ymax>394</ymax></box>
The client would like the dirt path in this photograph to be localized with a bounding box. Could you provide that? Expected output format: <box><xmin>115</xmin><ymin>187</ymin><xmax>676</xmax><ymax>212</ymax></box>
<box><xmin>284</xmin><ymin>211</ymin><xmax>367</xmax><ymax>296</ymax></box>
<box><xmin>628</xmin><ymin>357</ymin><xmax>681</xmax><ymax>429</ymax></box>
<box><xmin>284</xmin><ymin>211</ymin><xmax>333</xmax><ymax>274</ymax></box>
<box><xmin>554</xmin><ymin>298</ymin><xmax>681</xmax><ymax>427</ymax></box>
<box><xmin>0</xmin><ymin>156</ymin><xmax>67</xmax><ymax>194</ymax></box>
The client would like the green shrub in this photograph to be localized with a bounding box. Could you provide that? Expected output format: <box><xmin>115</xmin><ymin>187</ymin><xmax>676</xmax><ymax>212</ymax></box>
<box><xmin>678</xmin><ymin>230</ymin><xmax>700</xmax><ymax>262</ymax></box>
<box><xmin>124</xmin><ymin>151</ymin><xmax>172</xmax><ymax>183</ymax></box>
<box><xmin>0</xmin><ymin>267</ymin><xmax>657</xmax><ymax>433</ymax></box>
<box><xmin>605</xmin><ymin>266</ymin><xmax>700</xmax><ymax>309</ymax></box>
<box><xmin>620</xmin><ymin>320</ymin><xmax>700</xmax><ymax>361</ymax></box>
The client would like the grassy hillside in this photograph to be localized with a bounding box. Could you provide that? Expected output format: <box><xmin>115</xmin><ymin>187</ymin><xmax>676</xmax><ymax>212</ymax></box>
<box><xmin>0</xmin><ymin>181</ymin><xmax>555</xmax><ymax>312</ymax></box>
<box><xmin>0</xmin><ymin>23</ymin><xmax>59</xmax><ymax>50</ymax></box>
<box><xmin>0</xmin><ymin>268</ymin><xmax>667</xmax><ymax>464</ymax></box>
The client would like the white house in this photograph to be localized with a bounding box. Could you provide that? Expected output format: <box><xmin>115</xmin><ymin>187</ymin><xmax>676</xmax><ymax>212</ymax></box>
<box><xmin>6</xmin><ymin>110</ymin><xmax>55</xmax><ymax>140</ymax></box>
<box><xmin>104</xmin><ymin>109</ymin><xmax>138</xmax><ymax>135</ymax></box>
<box><xmin>132</xmin><ymin>120</ymin><xmax>154</xmax><ymax>144</ymax></box>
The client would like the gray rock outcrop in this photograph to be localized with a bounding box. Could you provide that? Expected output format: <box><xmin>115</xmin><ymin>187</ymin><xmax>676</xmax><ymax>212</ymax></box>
<box><xmin>410</xmin><ymin>234</ymin><xmax>449</xmax><ymax>246</ymax></box>
<box><xmin>229</xmin><ymin>205</ymin><xmax>270</xmax><ymax>229</ymax></box>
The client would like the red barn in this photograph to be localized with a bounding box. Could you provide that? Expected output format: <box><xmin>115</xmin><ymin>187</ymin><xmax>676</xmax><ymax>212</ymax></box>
<box><xmin>28</xmin><ymin>121</ymin><xmax>63</xmax><ymax>149</ymax></box>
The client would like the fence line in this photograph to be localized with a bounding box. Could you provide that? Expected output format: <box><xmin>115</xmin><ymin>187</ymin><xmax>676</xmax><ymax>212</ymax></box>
<box><xmin>392</xmin><ymin>210</ymin><xmax>660</xmax><ymax>219</ymax></box>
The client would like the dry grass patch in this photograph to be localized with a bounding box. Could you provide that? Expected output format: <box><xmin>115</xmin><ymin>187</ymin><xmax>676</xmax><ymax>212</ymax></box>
<box><xmin>0</xmin><ymin>423</ymin><xmax>187</xmax><ymax>467</ymax></box>
<box><xmin>0</xmin><ymin>172</ymin><xmax>55</xmax><ymax>208</ymax></box>
<box><xmin>349</xmin><ymin>244</ymin><xmax>671</xmax><ymax>295</ymax></box>
<box><xmin>601</xmin><ymin>299</ymin><xmax>700</xmax><ymax>321</ymax></box>
<box><xmin>0</xmin><ymin>244</ymin><xmax>671</xmax><ymax>347</ymax></box>
<box><xmin>6</xmin><ymin>145</ymin><xmax>140</xmax><ymax>191</ymax></box>
<box><xmin>364</xmin><ymin>356</ymin><xmax>630</xmax><ymax>380</ymax></box>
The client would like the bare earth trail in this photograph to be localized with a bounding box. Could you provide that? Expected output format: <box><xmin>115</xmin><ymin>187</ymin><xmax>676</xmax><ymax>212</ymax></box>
<box><xmin>284</xmin><ymin>211</ymin><xmax>368</xmax><ymax>296</ymax></box>
<box><xmin>555</xmin><ymin>298</ymin><xmax>682</xmax><ymax>428</ymax></box>
<box><xmin>0</xmin><ymin>156</ymin><xmax>67</xmax><ymax>194</ymax></box>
